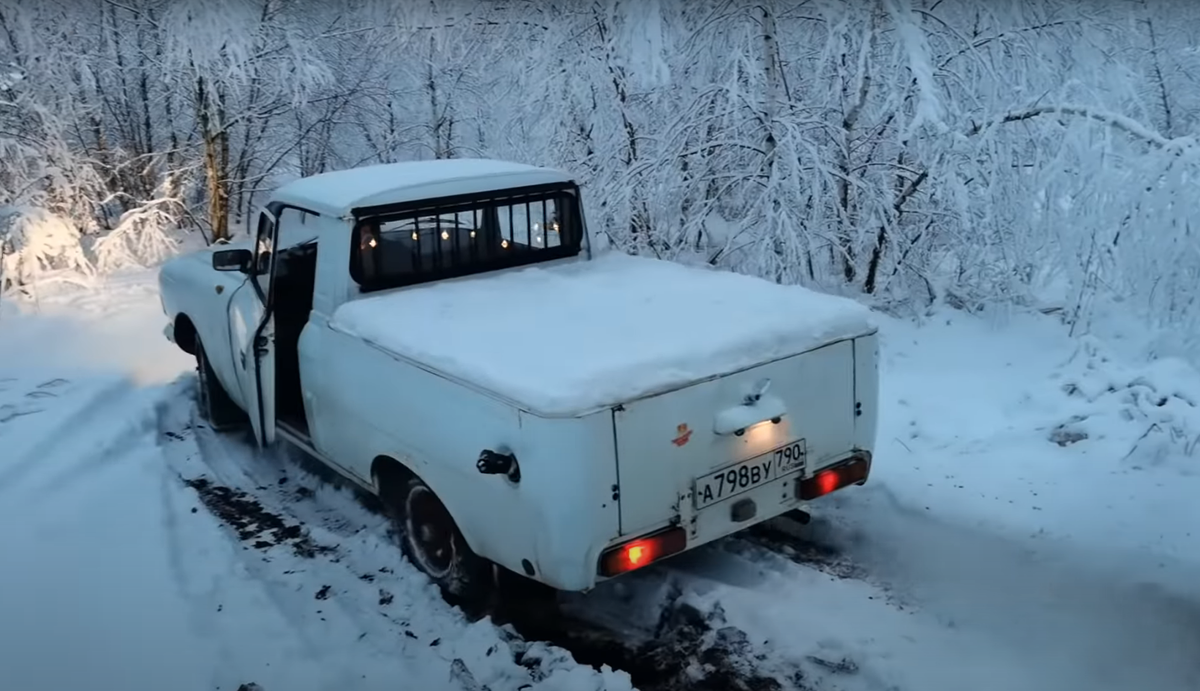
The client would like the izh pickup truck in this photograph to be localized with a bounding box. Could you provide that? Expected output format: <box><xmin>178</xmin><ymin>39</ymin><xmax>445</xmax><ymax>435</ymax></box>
<box><xmin>158</xmin><ymin>158</ymin><xmax>879</xmax><ymax>601</ymax></box>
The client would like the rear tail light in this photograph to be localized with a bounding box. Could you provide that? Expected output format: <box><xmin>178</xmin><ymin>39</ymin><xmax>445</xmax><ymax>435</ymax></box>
<box><xmin>797</xmin><ymin>452</ymin><xmax>872</xmax><ymax>500</ymax></box>
<box><xmin>598</xmin><ymin>527</ymin><xmax>687</xmax><ymax>577</ymax></box>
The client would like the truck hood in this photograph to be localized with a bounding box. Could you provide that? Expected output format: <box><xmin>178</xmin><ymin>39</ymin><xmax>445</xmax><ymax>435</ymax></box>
<box><xmin>159</xmin><ymin>238</ymin><xmax>254</xmax><ymax>285</ymax></box>
<box><xmin>330</xmin><ymin>252</ymin><xmax>877</xmax><ymax>416</ymax></box>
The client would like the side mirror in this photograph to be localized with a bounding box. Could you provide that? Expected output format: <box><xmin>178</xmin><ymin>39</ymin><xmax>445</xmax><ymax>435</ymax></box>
<box><xmin>212</xmin><ymin>248</ymin><xmax>253</xmax><ymax>273</ymax></box>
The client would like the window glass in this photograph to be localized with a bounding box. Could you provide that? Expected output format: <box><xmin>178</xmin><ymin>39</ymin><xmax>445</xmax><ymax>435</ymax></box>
<box><xmin>350</xmin><ymin>189</ymin><xmax>581</xmax><ymax>289</ymax></box>
<box><xmin>498</xmin><ymin>198</ymin><xmax>563</xmax><ymax>249</ymax></box>
<box><xmin>254</xmin><ymin>212</ymin><xmax>275</xmax><ymax>293</ymax></box>
<box><xmin>277</xmin><ymin>208</ymin><xmax>317</xmax><ymax>249</ymax></box>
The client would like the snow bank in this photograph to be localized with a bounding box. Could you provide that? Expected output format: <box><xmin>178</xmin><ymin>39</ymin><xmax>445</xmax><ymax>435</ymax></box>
<box><xmin>0</xmin><ymin>268</ymin><xmax>192</xmax><ymax>384</ymax></box>
<box><xmin>1050</xmin><ymin>336</ymin><xmax>1200</xmax><ymax>471</ymax></box>
<box><xmin>332</xmin><ymin>252</ymin><xmax>877</xmax><ymax>415</ymax></box>
<box><xmin>874</xmin><ymin>308</ymin><xmax>1200</xmax><ymax>571</ymax></box>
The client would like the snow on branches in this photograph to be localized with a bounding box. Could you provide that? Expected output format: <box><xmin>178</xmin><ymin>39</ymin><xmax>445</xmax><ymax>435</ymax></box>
<box><xmin>1</xmin><ymin>0</ymin><xmax>1199</xmax><ymax>358</ymax></box>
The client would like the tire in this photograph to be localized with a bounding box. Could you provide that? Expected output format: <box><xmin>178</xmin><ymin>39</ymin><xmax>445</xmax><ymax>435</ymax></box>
<box><xmin>389</xmin><ymin>475</ymin><xmax>491</xmax><ymax>610</ymax></box>
<box><xmin>195</xmin><ymin>338</ymin><xmax>245</xmax><ymax>430</ymax></box>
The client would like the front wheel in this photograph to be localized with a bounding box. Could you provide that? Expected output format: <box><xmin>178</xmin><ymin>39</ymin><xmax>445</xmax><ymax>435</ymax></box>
<box><xmin>195</xmin><ymin>338</ymin><xmax>245</xmax><ymax>430</ymax></box>
<box><xmin>389</xmin><ymin>476</ymin><xmax>491</xmax><ymax>610</ymax></box>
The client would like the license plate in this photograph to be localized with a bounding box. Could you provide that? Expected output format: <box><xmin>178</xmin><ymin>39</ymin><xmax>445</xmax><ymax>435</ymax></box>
<box><xmin>693</xmin><ymin>439</ymin><xmax>807</xmax><ymax>509</ymax></box>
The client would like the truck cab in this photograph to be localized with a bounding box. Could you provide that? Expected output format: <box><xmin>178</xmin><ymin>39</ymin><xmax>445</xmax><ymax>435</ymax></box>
<box><xmin>159</xmin><ymin>158</ymin><xmax>879</xmax><ymax>599</ymax></box>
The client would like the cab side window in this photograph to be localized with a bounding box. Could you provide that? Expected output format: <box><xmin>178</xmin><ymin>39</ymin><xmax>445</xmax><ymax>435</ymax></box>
<box><xmin>277</xmin><ymin>207</ymin><xmax>317</xmax><ymax>250</ymax></box>
<box><xmin>254</xmin><ymin>211</ymin><xmax>276</xmax><ymax>295</ymax></box>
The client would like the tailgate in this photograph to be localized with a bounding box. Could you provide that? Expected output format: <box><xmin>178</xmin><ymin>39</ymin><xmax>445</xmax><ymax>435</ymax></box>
<box><xmin>612</xmin><ymin>339</ymin><xmax>857</xmax><ymax>536</ymax></box>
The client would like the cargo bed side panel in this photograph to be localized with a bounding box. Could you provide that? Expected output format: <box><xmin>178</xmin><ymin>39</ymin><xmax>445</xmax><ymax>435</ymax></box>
<box><xmin>613</xmin><ymin>340</ymin><xmax>857</xmax><ymax>536</ymax></box>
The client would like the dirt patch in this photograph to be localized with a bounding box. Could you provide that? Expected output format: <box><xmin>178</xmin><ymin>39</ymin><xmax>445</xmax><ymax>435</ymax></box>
<box><xmin>184</xmin><ymin>477</ymin><xmax>336</xmax><ymax>558</ymax></box>
<box><xmin>737</xmin><ymin>521</ymin><xmax>868</xmax><ymax>582</ymax></box>
<box><xmin>496</xmin><ymin>587</ymin><xmax>804</xmax><ymax>691</ymax></box>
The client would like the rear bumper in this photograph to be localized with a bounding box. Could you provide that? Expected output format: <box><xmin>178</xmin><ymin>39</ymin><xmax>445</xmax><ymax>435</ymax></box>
<box><xmin>593</xmin><ymin>449</ymin><xmax>872</xmax><ymax>583</ymax></box>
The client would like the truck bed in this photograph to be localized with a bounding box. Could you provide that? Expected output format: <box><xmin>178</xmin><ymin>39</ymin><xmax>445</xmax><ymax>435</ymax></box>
<box><xmin>330</xmin><ymin>252</ymin><xmax>876</xmax><ymax>416</ymax></box>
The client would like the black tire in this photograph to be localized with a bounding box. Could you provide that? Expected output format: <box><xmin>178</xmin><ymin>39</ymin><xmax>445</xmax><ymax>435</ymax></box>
<box><xmin>389</xmin><ymin>475</ymin><xmax>491</xmax><ymax>610</ymax></box>
<box><xmin>195</xmin><ymin>338</ymin><xmax>245</xmax><ymax>430</ymax></box>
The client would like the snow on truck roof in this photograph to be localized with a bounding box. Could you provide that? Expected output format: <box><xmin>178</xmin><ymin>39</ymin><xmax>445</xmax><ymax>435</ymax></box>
<box><xmin>270</xmin><ymin>159</ymin><xmax>574</xmax><ymax>217</ymax></box>
<box><xmin>331</xmin><ymin>252</ymin><xmax>877</xmax><ymax>416</ymax></box>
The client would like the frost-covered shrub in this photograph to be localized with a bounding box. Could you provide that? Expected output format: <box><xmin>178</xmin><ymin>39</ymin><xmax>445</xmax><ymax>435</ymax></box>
<box><xmin>92</xmin><ymin>200</ymin><xmax>181</xmax><ymax>273</ymax></box>
<box><xmin>0</xmin><ymin>206</ymin><xmax>92</xmax><ymax>292</ymax></box>
<box><xmin>1049</xmin><ymin>336</ymin><xmax>1200</xmax><ymax>471</ymax></box>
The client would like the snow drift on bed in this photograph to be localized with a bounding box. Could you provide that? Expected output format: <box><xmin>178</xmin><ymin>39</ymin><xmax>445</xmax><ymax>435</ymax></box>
<box><xmin>331</xmin><ymin>252</ymin><xmax>876</xmax><ymax>415</ymax></box>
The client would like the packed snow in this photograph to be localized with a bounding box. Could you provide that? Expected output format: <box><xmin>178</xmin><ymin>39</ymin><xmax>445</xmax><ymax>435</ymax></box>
<box><xmin>2</xmin><ymin>271</ymin><xmax>1200</xmax><ymax>691</ymax></box>
<box><xmin>0</xmin><ymin>275</ymin><xmax>633</xmax><ymax>691</ymax></box>
<box><xmin>332</xmin><ymin>252</ymin><xmax>877</xmax><ymax>415</ymax></box>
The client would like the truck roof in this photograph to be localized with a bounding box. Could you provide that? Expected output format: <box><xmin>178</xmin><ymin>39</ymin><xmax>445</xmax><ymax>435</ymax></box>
<box><xmin>330</xmin><ymin>252</ymin><xmax>878</xmax><ymax>416</ymax></box>
<box><xmin>271</xmin><ymin>158</ymin><xmax>575</xmax><ymax>217</ymax></box>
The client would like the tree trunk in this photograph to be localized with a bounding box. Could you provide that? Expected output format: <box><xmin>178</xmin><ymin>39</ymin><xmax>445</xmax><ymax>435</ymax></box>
<box><xmin>196</xmin><ymin>75</ymin><xmax>230</xmax><ymax>243</ymax></box>
<box><xmin>760</xmin><ymin>3</ymin><xmax>787</xmax><ymax>281</ymax></box>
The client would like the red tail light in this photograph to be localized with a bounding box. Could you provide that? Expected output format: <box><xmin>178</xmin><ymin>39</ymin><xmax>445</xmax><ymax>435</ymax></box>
<box><xmin>797</xmin><ymin>453</ymin><xmax>872</xmax><ymax>500</ymax></box>
<box><xmin>598</xmin><ymin>527</ymin><xmax>687</xmax><ymax>577</ymax></box>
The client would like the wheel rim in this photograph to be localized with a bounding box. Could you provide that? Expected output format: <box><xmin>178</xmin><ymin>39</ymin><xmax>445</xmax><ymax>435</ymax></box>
<box><xmin>404</xmin><ymin>485</ymin><xmax>456</xmax><ymax>579</ymax></box>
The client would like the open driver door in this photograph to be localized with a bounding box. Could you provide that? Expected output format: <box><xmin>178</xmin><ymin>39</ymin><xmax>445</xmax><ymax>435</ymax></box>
<box><xmin>227</xmin><ymin>207</ymin><xmax>278</xmax><ymax>447</ymax></box>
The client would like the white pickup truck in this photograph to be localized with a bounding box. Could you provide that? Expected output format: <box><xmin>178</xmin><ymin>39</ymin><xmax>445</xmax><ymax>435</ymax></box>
<box><xmin>158</xmin><ymin>158</ymin><xmax>879</xmax><ymax>600</ymax></box>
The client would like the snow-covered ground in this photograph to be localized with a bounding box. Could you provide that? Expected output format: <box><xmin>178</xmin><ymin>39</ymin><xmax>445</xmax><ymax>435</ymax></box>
<box><xmin>2</xmin><ymin>271</ymin><xmax>1199</xmax><ymax>691</ymax></box>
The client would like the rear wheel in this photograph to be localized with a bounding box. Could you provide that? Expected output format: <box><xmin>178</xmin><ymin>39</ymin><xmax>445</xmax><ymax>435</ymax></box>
<box><xmin>387</xmin><ymin>475</ymin><xmax>491</xmax><ymax>611</ymax></box>
<box><xmin>195</xmin><ymin>338</ymin><xmax>244</xmax><ymax>430</ymax></box>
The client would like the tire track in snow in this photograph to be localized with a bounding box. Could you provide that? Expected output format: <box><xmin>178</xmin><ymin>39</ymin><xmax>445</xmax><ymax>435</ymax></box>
<box><xmin>153</xmin><ymin>386</ymin><xmax>544</xmax><ymax>690</ymax></box>
<box><xmin>28</xmin><ymin>387</ymin><xmax>169</xmax><ymax>498</ymax></box>
<box><xmin>157</xmin><ymin>403</ymin><xmax>339</xmax><ymax>662</ymax></box>
<box><xmin>174</xmin><ymin>406</ymin><xmax>413</xmax><ymax>660</ymax></box>
<box><xmin>155</xmin><ymin>431</ymin><xmax>242</xmax><ymax>691</ymax></box>
<box><xmin>0</xmin><ymin>375</ymin><xmax>142</xmax><ymax>495</ymax></box>
<box><xmin>154</xmin><ymin>388</ymin><xmax>285</xmax><ymax>691</ymax></box>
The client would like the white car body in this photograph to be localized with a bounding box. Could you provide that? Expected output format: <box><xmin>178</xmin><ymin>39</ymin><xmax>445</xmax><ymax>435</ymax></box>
<box><xmin>159</xmin><ymin>158</ymin><xmax>880</xmax><ymax>592</ymax></box>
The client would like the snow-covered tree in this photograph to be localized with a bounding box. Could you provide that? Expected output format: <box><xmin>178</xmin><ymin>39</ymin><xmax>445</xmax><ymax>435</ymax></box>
<box><xmin>2</xmin><ymin>0</ymin><xmax>1199</xmax><ymax>359</ymax></box>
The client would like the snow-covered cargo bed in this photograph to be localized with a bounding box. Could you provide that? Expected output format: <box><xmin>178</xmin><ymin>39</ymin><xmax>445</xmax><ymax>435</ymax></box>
<box><xmin>331</xmin><ymin>252</ymin><xmax>876</xmax><ymax>416</ymax></box>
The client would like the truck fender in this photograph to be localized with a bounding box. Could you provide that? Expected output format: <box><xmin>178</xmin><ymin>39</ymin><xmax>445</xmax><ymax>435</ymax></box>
<box><xmin>171</xmin><ymin>314</ymin><xmax>198</xmax><ymax>355</ymax></box>
<box><xmin>369</xmin><ymin>454</ymin><xmax>489</xmax><ymax>559</ymax></box>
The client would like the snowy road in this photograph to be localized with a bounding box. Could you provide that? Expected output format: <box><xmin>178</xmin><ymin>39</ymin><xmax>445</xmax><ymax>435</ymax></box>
<box><xmin>2</xmin><ymin>272</ymin><xmax>1199</xmax><ymax>691</ymax></box>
